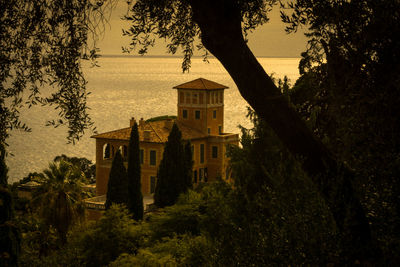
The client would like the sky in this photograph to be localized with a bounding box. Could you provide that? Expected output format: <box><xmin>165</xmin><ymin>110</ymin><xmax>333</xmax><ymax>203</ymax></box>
<box><xmin>96</xmin><ymin>2</ymin><xmax>308</xmax><ymax>58</ymax></box>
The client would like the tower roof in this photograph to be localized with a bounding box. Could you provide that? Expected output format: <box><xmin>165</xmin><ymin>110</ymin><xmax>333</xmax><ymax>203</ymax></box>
<box><xmin>173</xmin><ymin>78</ymin><xmax>228</xmax><ymax>90</ymax></box>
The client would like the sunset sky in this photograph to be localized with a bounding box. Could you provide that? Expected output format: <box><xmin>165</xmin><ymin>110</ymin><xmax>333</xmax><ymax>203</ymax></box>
<box><xmin>97</xmin><ymin>3</ymin><xmax>307</xmax><ymax>57</ymax></box>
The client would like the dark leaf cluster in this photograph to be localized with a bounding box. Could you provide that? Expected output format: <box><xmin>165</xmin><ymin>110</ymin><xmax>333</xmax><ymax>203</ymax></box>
<box><xmin>0</xmin><ymin>0</ymin><xmax>118</xmax><ymax>144</ymax></box>
<box><xmin>284</xmin><ymin>0</ymin><xmax>400</xmax><ymax>263</ymax></box>
<box><xmin>123</xmin><ymin>0</ymin><xmax>277</xmax><ymax>72</ymax></box>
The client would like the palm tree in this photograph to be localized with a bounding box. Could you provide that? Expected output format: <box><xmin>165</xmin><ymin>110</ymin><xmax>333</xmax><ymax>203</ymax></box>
<box><xmin>32</xmin><ymin>159</ymin><xmax>87</xmax><ymax>244</ymax></box>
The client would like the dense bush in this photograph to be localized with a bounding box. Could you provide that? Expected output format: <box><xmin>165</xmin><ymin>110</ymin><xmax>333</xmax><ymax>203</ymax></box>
<box><xmin>35</xmin><ymin>205</ymin><xmax>145</xmax><ymax>267</ymax></box>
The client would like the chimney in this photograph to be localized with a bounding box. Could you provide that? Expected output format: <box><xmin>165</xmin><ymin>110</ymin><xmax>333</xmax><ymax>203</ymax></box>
<box><xmin>130</xmin><ymin>117</ymin><xmax>136</xmax><ymax>127</ymax></box>
<box><xmin>164</xmin><ymin>119</ymin><xmax>173</xmax><ymax>129</ymax></box>
<box><xmin>139</xmin><ymin>118</ymin><xmax>145</xmax><ymax>126</ymax></box>
<box><xmin>143</xmin><ymin>130</ymin><xmax>151</xmax><ymax>141</ymax></box>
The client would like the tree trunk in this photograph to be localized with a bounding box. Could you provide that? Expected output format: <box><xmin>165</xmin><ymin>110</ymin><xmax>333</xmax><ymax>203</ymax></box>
<box><xmin>189</xmin><ymin>0</ymin><xmax>378</xmax><ymax>262</ymax></box>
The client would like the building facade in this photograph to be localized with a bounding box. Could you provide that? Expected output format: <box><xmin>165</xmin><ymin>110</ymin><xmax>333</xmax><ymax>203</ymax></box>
<box><xmin>89</xmin><ymin>78</ymin><xmax>238</xmax><ymax>208</ymax></box>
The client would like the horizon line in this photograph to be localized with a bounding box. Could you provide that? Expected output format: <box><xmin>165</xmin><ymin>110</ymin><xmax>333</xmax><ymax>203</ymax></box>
<box><xmin>97</xmin><ymin>54</ymin><xmax>301</xmax><ymax>59</ymax></box>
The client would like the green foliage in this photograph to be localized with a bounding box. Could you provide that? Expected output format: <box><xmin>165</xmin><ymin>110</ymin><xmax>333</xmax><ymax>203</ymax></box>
<box><xmin>146</xmin><ymin>115</ymin><xmax>177</xmax><ymax>122</ymax></box>
<box><xmin>53</xmin><ymin>154</ymin><xmax>96</xmax><ymax>184</ymax></box>
<box><xmin>282</xmin><ymin>0</ymin><xmax>400</xmax><ymax>263</ymax></box>
<box><xmin>110</xmin><ymin>251</ymin><xmax>177</xmax><ymax>267</ymax></box>
<box><xmin>18</xmin><ymin>212</ymin><xmax>59</xmax><ymax>265</ymax></box>
<box><xmin>109</xmin><ymin>191</ymin><xmax>212</xmax><ymax>266</ymax></box>
<box><xmin>108</xmin><ymin>156</ymin><xmax>338</xmax><ymax>266</ymax></box>
<box><xmin>9</xmin><ymin>151</ymin><xmax>96</xmax><ymax>265</ymax></box>
<box><xmin>111</xmin><ymin>168</ymin><xmax>337</xmax><ymax>266</ymax></box>
<box><xmin>18</xmin><ymin>168</ymin><xmax>337</xmax><ymax>266</ymax></box>
<box><xmin>127</xmin><ymin>122</ymin><xmax>143</xmax><ymax>220</ymax></box>
<box><xmin>146</xmin><ymin>192</ymin><xmax>203</xmax><ymax>242</ymax></box>
<box><xmin>30</xmin><ymin>205</ymin><xmax>145</xmax><ymax>267</ymax></box>
<box><xmin>110</xmin><ymin>234</ymin><xmax>213</xmax><ymax>267</ymax></box>
<box><xmin>209</xmin><ymin>109</ymin><xmax>339</xmax><ymax>265</ymax></box>
<box><xmin>70</xmin><ymin>205</ymin><xmax>144</xmax><ymax>267</ymax></box>
<box><xmin>154</xmin><ymin>123</ymin><xmax>192</xmax><ymax>208</ymax></box>
<box><xmin>31</xmin><ymin>159</ymin><xmax>87</xmax><ymax>244</ymax></box>
<box><xmin>105</xmin><ymin>151</ymin><xmax>128</xmax><ymax>209</ymax></box>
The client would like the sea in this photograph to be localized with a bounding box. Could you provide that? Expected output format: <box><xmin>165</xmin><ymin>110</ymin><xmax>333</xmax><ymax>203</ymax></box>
<box><xmin>6</xmin><ymin>56</ymin><xmax>300</xmax><ymax>183</ymax></box>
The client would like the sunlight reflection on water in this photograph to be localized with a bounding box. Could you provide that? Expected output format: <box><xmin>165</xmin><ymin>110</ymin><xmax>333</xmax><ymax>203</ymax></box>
<box><xmin>6</xmin><ymin>57</ymin><xmax>300</xmax><ymax>182</ymax></box>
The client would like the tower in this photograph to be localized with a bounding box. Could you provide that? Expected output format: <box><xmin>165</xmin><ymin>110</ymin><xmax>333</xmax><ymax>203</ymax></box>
<box><xmin>173</xmin><ymin>78</ymin><xmax>229</xmax><ymax>135</ymax></box>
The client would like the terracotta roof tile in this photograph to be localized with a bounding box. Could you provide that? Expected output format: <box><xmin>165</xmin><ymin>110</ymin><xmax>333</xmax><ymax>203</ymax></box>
<box><xmin>91</xmin><ymin>127</ymin><xmax>131</xmax><ymax>141</ymax></box>
<box><xmin>173</xmin><ymin>78</ymin><xmax>228</xmax><ymax>90</ymax></box>
<box><xmin>91</xmin><ymin>119</ymin><xmax>208</xmax><ymax>143</ymax></box>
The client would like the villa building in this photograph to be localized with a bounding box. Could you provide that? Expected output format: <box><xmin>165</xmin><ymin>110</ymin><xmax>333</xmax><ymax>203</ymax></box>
<box><xmin>85</xmin><ymin>78</ymin><xmax>238</xmax><ymax>219</ymax></box>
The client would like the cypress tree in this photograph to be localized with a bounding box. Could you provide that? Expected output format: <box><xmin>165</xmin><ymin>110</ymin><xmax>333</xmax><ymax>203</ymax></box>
<box><xmin>154</xmin><ymin>123</ymin><xmax>191</xmax><ymax>208</ymax></box>
<box><xmin>127</xmin><ymin>122</ymin><xmax>143</xmax><ymax>220</ymax></box>
<box><xmin>105</xmin><ymin>151</ymin><xmax>128</xmax><ymax>209</ymax></box>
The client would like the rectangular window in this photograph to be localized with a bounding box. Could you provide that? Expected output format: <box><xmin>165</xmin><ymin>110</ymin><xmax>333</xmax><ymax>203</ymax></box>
<box><xmin>150</xmin><ymin>150</ymin><xmax>156</xmax><ymax>166</ymax></box>
<box><xmin>186</xmin><ymin>92</ymin><xmax>191</xmax><ymax>104</ymax></box>
<box><xmin>207</xmin><ymin>128</ymin><xmax>211</xmax><ymax>134</ymax></box>
<box><xmin>195</xmin><ymin>110</ymin><xmax>201</xmax><ymax>119</ymax></box>
<box><xmin>219</xmin><ymin>91</ymin><xmax>223</xmax><ymax>103</ymax></box>
<box><xmin>183</xmin><ymin>109</ymin><xmax>188</xmax><ymax>119</ymax></box>
<box><xmin>204</xmin><ymin>168</ymin><xmax>208</xmax><ymax>182</ymax></box>
<box><xmin>150</xmin><ymin>176</ymin><xmax>156</xmax><ymax>193</ymax></box>
<box><xmin>194</xmin><ymin>170</ymin><xmax>197</xmax><ymax>183</ymax></box>
<box><xmin>200</xmin><ymin>144</ymin><xmax>204</xmax><ymax>163</ymax></box>
<box><xmin>212</xmin><ymin>146</ymin><xmax>218</xmax><ymax>158</ymax></box>
<box><xmin>140</xmin><ymin>149</ymin><xmax>144</xmax><ymax>164</ymax></box>
<box><xmin>192</xmin><ymin>93</ymin><xmax>198</xmax><ymax>104</ymax></box>
<box><xmin>199</xmin><ymin>93</ymin><xmax>204</xmax><ymax>104</ymax></box>
<box><xmin>213</xmin><ymin>110</ymin><xmax>217</xmax><ymax>119</ymax></box>
<box><xmin>180</xmin><ymin>92</ymin><xmax>184</xmax><ymax>103</ymax></box>
<box><xmin>218</xmin><ymin>126</ymin><xmax>222</xmax><ymax>135</ymax></box>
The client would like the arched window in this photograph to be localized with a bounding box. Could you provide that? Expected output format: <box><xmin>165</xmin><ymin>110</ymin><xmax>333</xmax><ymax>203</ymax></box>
<box><xmin>103</xmin><ymin>143</ymin><xmax>111</xmax><ymax>159</ymax></box>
